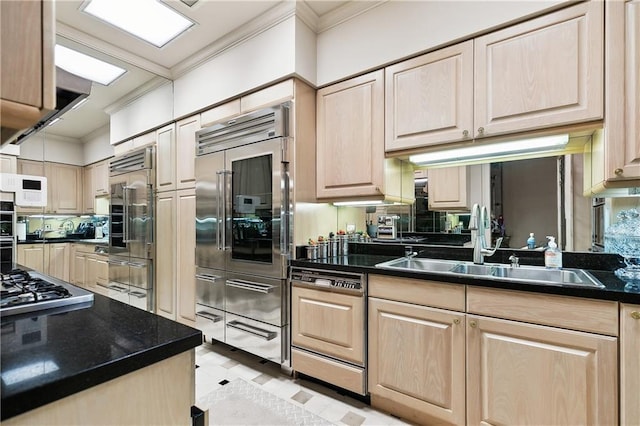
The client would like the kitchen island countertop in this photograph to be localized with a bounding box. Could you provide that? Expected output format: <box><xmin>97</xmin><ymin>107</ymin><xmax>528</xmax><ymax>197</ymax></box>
<box><xmin>0</xmin><ymin>289</ymin><xmax>202</xmax><ymax>420</ymax></box>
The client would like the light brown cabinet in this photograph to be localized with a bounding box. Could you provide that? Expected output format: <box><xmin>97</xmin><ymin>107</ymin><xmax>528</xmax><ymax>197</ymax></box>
<box><xmin>385</xmin><ymin>41</ymin><xmax>474</xmax><ymax>151</ymax></box>
<box><xmin>0</xmin><ymin>155</ymin><xmax>17</xmax><ymax>174</ymax></box>
<box><xmin>368</xmin><ymin>275</ymin><xmax>466</xmax><ymax>425</ymax></box>
<box><xmin>156</xmin><ymin>123</ymin><xmax>176</xmax><ymax>193</ymax></box>
<box><xmin>317</xmin><ymin>70</ymin><xmax>413</xmax><ymax>203</ymax></box>
<box><xmin>155</xmin><ymin>191</ymin><xmax>176</xmax><ymax>320</ymax></box>
<box><xmin>70</xmin><ymin>243</ymin><xmax>108</xmax><ymax>295</ymax></box>
<box><xmin>17</xmin><ymin>242</ymin><xmax>69</xmax><ymax>281</ymax></box>
<box><xmin>82</xmin><ymin>159</ymin><xmax>110</xmax><ymax>213</ymax></box>
<box><xmin>176</xmin><ymin>115</ymin><xmax>201</xmax><ymax>190</ymax></box>
<box><xmin>385</xmin><ymin>1</ymin><xmax>603</xmax><ymax>154</ymax></box>
<box><xmin>17</xmin><ymin>244</ymin><xmax>46</xmax><ymax>273</ymax></box>
<box><xmin>176</xmin><ymin>188</ymin><xmax>196</xmax><ymax>327</ymax></box>
<box><xmin>16</xmin><ymin>160</ymin><xmax>83</xmax><ymax>214</ymax></box>
<box><xmin>0</xmin><ymin>0</ymin><xmax>55</xmax><ymax>143</ymax></box>
<box><xmin>466</xmin><ymin>287</ymin><xmax>618</xmax><ymax>425</ymax></box>
<box><xmin>620</xmin><ymin>303</ymin><xmax>640</xmax><ymax>425</ymax></box>
<box><xmin>427</xmin><ymin>166</ymin><xmax>469</xmax><ymax>211</ymax></box>
<box><xmin>584</xmin><ymin>0</ymin><xmax>640</xmax><ymax>194</ymax></box>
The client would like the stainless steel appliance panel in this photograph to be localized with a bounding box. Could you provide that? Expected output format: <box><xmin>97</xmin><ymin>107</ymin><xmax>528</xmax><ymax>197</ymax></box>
<box><xmin>195</xmin><ymin>152</ymin><xmax>226</xmax><ymax>270</ymax></box>
<box><xmin>1</xmin><ymin>200</ymin><xmax>15</xmax><ymax>273</ymax></box>
<box><xmin>224</xmin><ymin>138</ymin><xmax>288</xmax><ymax>279</ymax></box>
<box><xmin>196</xmin><ymin>304</ymin><xmax>225</xmax><ymax>343</ymax></box>
<box><xmin>225</xmin><ymin>272</ymin><xmax>284</xmax><ymax>327</ymax></box>
<box><xmin>128</xmin><ymin>258</ymin><xmax>152</xmax><ymax>290</ymax></box>
<box><xmin>108</xmin><ymin>256</ymin><xmax>130</xmax><ymax>286</ymax></box>
<box><xmin>195</xmin><ymin>267</ymin><xmax>225</xmax><ymax>310</ymax></box>
<box><xmin>225</xmin><ymin>312</ymin><xmax>283</xmax><ymax>363</ymax></box>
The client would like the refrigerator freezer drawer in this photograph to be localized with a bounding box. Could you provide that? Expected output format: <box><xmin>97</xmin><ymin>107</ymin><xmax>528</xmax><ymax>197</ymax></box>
<box><xmin>225</xmin><ymin>313</ymin><xmax>283</xmax><ymax>363</ymax></box>
<box><xmin>195</xmin><ymin>267</ymin><xmax>224</xmax><ymax>310</ymax></box>
<box><xmin>225</xmin><ymin>274</ymin><xmax>284</xmax><ymax>327</ymax></box>
<box><xmin>196</xmin><ymin>304</ymin><xmax>225</xmax><ymax>343</ymax></box>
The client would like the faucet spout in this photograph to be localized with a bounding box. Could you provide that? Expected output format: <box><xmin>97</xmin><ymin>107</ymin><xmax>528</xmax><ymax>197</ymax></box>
<box><xmin>471</xmin><ymin>204</ymin><xmax>502</xmax><ymax>264</ymax></box>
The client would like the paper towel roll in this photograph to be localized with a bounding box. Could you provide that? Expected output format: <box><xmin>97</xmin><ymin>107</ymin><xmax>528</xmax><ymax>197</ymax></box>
<box><xmin>16</xmin><ymin>223</ymin><xmax>26</xmax><ymax>241</ymax></box>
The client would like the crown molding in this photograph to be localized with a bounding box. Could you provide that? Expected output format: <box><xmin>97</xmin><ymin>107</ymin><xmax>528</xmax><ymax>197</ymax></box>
<box><xmin>56</xmin><ymin>22</ymin><xmax>172</xmax><ymax>79</ymax></box>
<box><xmin>104</xmin><ymin>77</ymin><xmax>172</xmax><ymax>114</ymax></box>
<box><xmin>170</xmin><ymin>1</ymin><xmax>297</xmax><ymax>78</ymax></box>
<box><xmin>316</xmin><ymin>1</ymin><xmax>388</xmax><ymax>33</ymax></box>
<box><xmin>295</xmin><ymin>1</ymin><xmax>320</xmax><ymax>33</ymax></box>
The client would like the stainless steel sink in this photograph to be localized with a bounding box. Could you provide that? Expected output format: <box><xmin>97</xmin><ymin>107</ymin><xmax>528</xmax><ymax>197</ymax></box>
<box><xmin>375</xmin><ymin>258</ymin><xmax>460</xmax><ymax>273</ymax></box>
<box><xmin>375</xmin><ymin>257</ymin><xmax>605</xmax><ymax>289</ymax></box>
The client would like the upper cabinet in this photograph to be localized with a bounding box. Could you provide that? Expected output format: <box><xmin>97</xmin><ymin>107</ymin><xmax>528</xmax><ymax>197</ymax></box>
<box><xmin>17</xmin><ymin>160</ymin><xmax>83</xmax><ymax>214</ymax></box>
<box><xmin>83</xmin><ymin>159</ymin><xmax>110</xmax><ymax>213</ymax></box>
<box><xmin>585</xmin><ymin>0</ymin><xmax>640</xmax><ymax>194</ymax></box>
<box><xmin>317</xmin><ymin>70</ymin><xmax>414</xmax><ymax>202</ymax></box>
<box><xmin>156</xmin><ymin>123</ymin><xmax>176</xmax><ymax>193</ymax></box>
<box><xmin>0</xmin><ymin>0</ymin><xmax>55</xmax><ymax>143</ymax></box>
<box><xmin>385</xmin><ymin>1</ymin><xmax>604</xmax><ymax>153</ymax></box>
<box><xmin>385</xmin><ymin>41</ymin><xmax>474</xmax><ymax>151</ymax></box>
<box><xmin>176</xmin><ymin>115</ymin><xmax>201</xmax><ymax>190</ymax></box>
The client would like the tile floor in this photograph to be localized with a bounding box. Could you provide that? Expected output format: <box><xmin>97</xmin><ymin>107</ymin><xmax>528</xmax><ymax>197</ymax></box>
<box><xmin>195</xmin><ymin>341</ymin><xmax>413</xmax><ymax>426</ymax></box>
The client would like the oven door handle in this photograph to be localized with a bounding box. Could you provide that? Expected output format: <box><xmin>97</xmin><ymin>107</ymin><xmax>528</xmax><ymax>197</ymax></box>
<box><xmin>226</xmin><ymin>320</ymin><xmax>277</xmax><ymax>341</ymax></box>
<box><xmin>226</xmin><ymin>279</ymin><xmax>274</xmax><ymax>294</ymax></box>
<box><xmin>195</xmin><ymin>273</ymin><xmax>221</xmax><ymax>283</ymax></box>
<box><xmin>196</xmin><ymin>311</ymin><xmax>223</xmax><ymax>323</ymax></box>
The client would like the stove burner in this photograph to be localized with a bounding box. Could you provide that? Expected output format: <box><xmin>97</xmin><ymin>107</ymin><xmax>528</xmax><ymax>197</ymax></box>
<box><xmin>1</xmin><ymin>269</ymin><xmax>71</xmax><ymax>308</ymax></box>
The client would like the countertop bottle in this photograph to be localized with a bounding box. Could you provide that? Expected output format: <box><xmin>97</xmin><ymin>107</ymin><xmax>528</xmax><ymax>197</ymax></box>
<box><xmin>544</xmin><ymin>236</ymin><xmax>562</xmax><ymax>269</ymax></box>
<box><xmin>527</xmin><ymin>233</ymin><xmax>535</xmax><ymax>249</ymax></box>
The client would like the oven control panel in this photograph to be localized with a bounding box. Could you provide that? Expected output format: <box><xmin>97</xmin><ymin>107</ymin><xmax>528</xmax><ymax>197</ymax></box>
<box><xmin>290</xmin><ymin>268</ymin><xmax>364</xmax><ymax>293</ymax></box>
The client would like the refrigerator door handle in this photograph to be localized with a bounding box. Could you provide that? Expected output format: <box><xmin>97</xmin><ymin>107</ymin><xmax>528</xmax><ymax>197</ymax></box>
<box><xmin>216</xmin><ymin>171</ymin><xmax>224</xmax><ymax>251</ymax></box>
<box><xmin>222</xmin><ymin>170</ymin><xmax>232</xmax><ymax>251</ymax></box>
<box><xmin>122</xmin><ymin>184</ymin><xmax>131</xmax><ymax>243</ymax></box>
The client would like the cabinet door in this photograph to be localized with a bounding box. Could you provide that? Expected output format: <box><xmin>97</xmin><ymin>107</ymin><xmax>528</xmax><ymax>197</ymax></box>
<box><xmin>474</xmin><ymin>1</ymin><xmax>603</xmax><ymax>138</ymax></box>
<box><xmin>427</xmin><ymin>166</ymin><xmax>469</xmax><ymax>211</ymax></box>
<box><xmin>176</xmin><ymin>115</ymin><xmax>200</xmax><ymax>190</ymax></box>
<box><xmin>17</xmin><ymin>244</ymin><xmax>45</xmax><ymax>273</ymax></box>
<box><xmin>85</xmin><ymin>256</ymin><xmax>98</xmax><ymax>292</ymax></box>
<box><xmin>72</xmin><ymin>253</ymin><xmax>86</xmax><ymax>287</ymax></box>
<box><xmin>0</xmin><ymin>155</ymin><xmax>17</xmax><ymax>174</ymax></box>
<box><xmin>385</xmin><ymin>40</ymin><xmax>473</xmax><ymax>152</ymax></box>
<box><xmin>94</xmin><ymin>160</ymin><xmax>109</xmax><ymax>195</ymax></box>
<box><xmin>48</xmin><ymin>163</ymin><xmax>83</xmax><ymax>214</ymax></box>
<box><xmin>621</xmin><ymin>304</ymin><xmax>640</xmax><ymax>425</ymax></box>
<box><xmin>467</xmin><ymin>315</ymin><xmax>618</xmax><ymax>426</ymax></box>
<box><xmin>368</xmin><ymin>297</ymin><xmax>465</xmax><ymax>426</ymax></box>
<box><xmin>155</xmin><ymin>191</ymin><xmax>176</xmax><ymax>319</ymax></box>
<box><xmin>316</xmin><ymin>70</ymin><xmax>385</xmax><ymax>199</ymax></box>
<box><xmin>48</xmin><ymin>243</ymin><xmax>69</xmax><ymax>281</ymax></box>
<box><xmin>16</xmin><ymin>160</ymin><xmax>46</xmax><ymax>214</ymax></box>
<box><xmin>176</xmin><ymin>188</ymin><xmax>196</xmax><ymax>326</ymax></box>
<box><xmin>83</xmin><ymin>164</ymin><xmax>95</xmax><ymax>213</ymax></box>
<box><xmin>156</xmin><ymin>124</ymin><xmax>176</xmax><ymax>193</ymax></box>
<box><xmin>292</xmin><ymin>286</ymin><xmax>365</xmax><ymax>365</ymax></box>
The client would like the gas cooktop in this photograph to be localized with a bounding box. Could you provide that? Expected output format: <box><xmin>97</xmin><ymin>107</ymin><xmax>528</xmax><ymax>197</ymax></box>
<box><xmin>0</xmin><ymin>269</ymin><xmax>94</xmax><ymax>318</ymax></box>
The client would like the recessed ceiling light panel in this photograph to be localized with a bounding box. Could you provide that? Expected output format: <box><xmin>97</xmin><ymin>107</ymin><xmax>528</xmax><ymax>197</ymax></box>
<box><xmin>55</xmin><ymin>45</ymin><xmax>126</xmax><ymax>85</ymax></box>
<box><xmin>83</xmin><ymin>0</ymin><xmax>195</xmax><ymax>48</ymax></box>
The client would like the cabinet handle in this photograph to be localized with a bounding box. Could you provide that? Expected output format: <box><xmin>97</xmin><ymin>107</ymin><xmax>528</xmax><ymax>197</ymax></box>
<box><xmin>453</xmin><ymin>318</ymin><xmax>461</xmax><ymax>325</ymax></box>
<box><xmin>477</xmin><ymin>127</ymin><xmax>485</xmax><ymax>135</ymax></box>
<box><xmin>462</xmin><ymin>130</ymin><xmax>469</xmax><ymax>138</ymax></box>
<box><xmin>631</xmin><ymin>311</ymin><xmax>640</xmax><ymax>320</ymax></box>
<box><xmin>615</xmin><ymin>168</ymin><xmax>623</xmax><ymax>176</ymax></box>
<box><xmin>469</xmin><ymin>320</ymin><xmax>477</xmax><ymax>328</ymax></box>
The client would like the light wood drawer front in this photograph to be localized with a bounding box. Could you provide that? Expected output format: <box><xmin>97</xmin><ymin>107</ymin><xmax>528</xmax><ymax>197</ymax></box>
<box><xmin>292</xmin><ymin>348</ymin><xmax>365</xmax><ymax>395</ymax></box>
<box><xmin>467</xmin><ymin>287</ymin><xmax>618</xmax><ymax>336</ymax></box>
<box><xmin>369</xmin><ymin>274</ymin><xmax>465</xmax><ymax>311</ymax></box>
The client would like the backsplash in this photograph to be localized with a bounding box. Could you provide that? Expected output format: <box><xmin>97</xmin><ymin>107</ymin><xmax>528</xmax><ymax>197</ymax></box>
<box><xmin>17</xmin><ymin>214</ymin><xmax>108</xmax><ymax>240</ymax></box>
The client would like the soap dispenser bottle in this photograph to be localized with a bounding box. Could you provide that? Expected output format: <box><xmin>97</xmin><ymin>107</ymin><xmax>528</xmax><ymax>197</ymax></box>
<box><xmin>544</xmin><ymin>236</ymin><xmax>562</xmax><ymax>269</ymax></box>
<box><xmin>527</xmin><ymin>233</ymin><xmax>536</xmax><ymax>249</ymax></box>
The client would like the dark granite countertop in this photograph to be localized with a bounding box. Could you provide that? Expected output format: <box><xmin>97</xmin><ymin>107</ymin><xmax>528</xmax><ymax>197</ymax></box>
<box><xmin>291</xmin><ymin>243</ymin><xmax>640</xmax><ymax>305</ymax></box>
<box><xmin>17</xmin><ymin>238</ymin><xmax>109</xmax><ymax>245</ymax></box>
<box><xmin>1</xmin><ymin>292</ymin><xmax>202</xmax><ymax>420</ymax></box>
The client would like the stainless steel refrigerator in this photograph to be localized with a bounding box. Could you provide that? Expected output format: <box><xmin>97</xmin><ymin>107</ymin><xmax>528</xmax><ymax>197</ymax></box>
<box><xmin>195</xmin><ymin>103</ymin><xmax>291</xmax><ymax>365</ymax></box>
<box><xmin>108</xmin><ymin>146</ymin><xmax>155</xmax><ymax>311</ymax></box>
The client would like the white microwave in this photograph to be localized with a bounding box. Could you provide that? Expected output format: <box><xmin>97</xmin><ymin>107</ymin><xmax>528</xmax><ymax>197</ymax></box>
<box><xmin>0</xmin><ymin>173</ymin><xmax>48</xmax><ymax>207</ymax></box>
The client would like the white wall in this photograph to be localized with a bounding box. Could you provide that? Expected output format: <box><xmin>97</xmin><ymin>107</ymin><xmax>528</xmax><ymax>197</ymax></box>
<box><xmin>83</xmin><ymin>124</ymin><xmax>113</xmax><ymax>165</ymax></box>
<box><xmin>110</xmin><ymin>81</ymin><xmax>174</xmax><ymax>144</ymax></box>
<box><xmin>316</xmin><ymin>0</ymin><xmax>566</xmax><ymax>86</ymax></box>
<box><xmin>173</xmin><ymin>16</ymin><xmax>299</xmax><ymax>118</ymax></box>
<box><xmin>295</xmin><ymin>16</ymin><xmax>317</xmax><ymax>85</ymax></box>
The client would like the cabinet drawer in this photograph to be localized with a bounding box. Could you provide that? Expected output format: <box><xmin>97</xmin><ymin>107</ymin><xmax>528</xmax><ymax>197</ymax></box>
<box><xmin>466</xmin><ymin>286</ymin><xmax>618</xmax><ymax>336</ymax></box>
<box><xmin>292</xmin><ymin>348</ymin><xmax>366</xmax><ymax>395</ymax></box>
<box><xmin>369</xmin><ymin>274</ymin><xmax>465</xmax><ymax>311</ymax></box>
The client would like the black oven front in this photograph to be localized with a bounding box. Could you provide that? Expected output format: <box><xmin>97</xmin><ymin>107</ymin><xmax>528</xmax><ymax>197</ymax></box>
<box><xmin>0</xmin><ymin>201</ymin><xmax>16</xmax><ymax>273</ymax></box>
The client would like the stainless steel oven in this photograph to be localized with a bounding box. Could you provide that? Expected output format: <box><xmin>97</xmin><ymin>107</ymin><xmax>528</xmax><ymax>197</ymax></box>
<box><xmin>592</xmin><ymin>197</ymin><xmax>605</xmax><ymax>252</ymax></box>
<box><xmin>290</xmin><ymin>267</ymin><xmax>367</xmax><ymax>395</ymax></box>
<box><xmin>0</xmin><ymin>200</ymin><xmax>16</xmax><ymax>273</ymax></box>
<box><xmin>195</xmin><ymin>103</ymin><xmax>292</xmax><ymax>365</ymax></box>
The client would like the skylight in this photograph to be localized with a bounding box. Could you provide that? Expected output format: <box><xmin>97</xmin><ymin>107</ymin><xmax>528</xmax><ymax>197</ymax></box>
<box><xmin>55</xmin><ymin>45</ymin><xmax>126</xmax><ymax>85</ymax></box>
<box><xmin>83</xmin><ymin>0</ymin><xmax>194</xmax><ymax>48</ymax></box>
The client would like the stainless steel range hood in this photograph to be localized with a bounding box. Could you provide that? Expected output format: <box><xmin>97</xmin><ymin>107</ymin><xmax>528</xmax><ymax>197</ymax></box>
<box><xmin>10</xmin><ymin>67</ymin><xmax>92</xmax><ymax>145</ymax></box>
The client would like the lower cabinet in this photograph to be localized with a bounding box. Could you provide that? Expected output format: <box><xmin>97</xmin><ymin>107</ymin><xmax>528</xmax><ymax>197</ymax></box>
<box><xmin>47</xmin><ymin>243</ymin><xmax>69</xmax><ymax>282</ymax></box>
<box><xmin>176</xmin><ymin>188</ymin><xmax>196</xmax><ymax>327</ymax></box>
<box><xmin>368</xmin><ymin>275</ymin><xmax>620</xmax><ymax>426</ymax></box>
<box><xmin>621</xmin><ymin>303</ymin><xmax>640</xmax><ymax>425</ymax></box>
<box><xmin>17</xmin><ymin>244</ymin><xmax>46</xmax><ymax>273</ymax></box>
<box><xmin>17</xmin><ymin>243</ymin><xmax>69</xmax><ymax>281</ymax></box>
<box><xmin>368</xmin><ymin>275</ymin><xmax>466</xmax><ymax>425</ymax></box>
<box><xmin>70</xmin><ymin>244</ymin><xmax>108</xmax><ymax>295</ymax></box>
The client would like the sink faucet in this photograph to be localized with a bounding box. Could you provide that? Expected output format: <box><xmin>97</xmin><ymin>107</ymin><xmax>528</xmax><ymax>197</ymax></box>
<box><xmin>405</xmin><ymin>246</ymin><xmax>418</xmax><ymax>259</ymax></box>
<box><xmin>469</xmin><ymin>203</ymin><xmax>503</xmax><ymax>264</ymax></box>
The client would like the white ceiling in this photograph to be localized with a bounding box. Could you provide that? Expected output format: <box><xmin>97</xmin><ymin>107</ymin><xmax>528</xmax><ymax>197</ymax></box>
<box><xmin>51</xmin><ymin>0</ymin><xmax>363</xmax><ymax>142</ymax></box>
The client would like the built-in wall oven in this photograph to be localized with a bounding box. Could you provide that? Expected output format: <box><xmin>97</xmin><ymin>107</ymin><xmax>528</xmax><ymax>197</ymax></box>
<box><xmin>0</xmin><ymin>200</ymin><xmax>16</xmax><ymax>273</ymax></box>
<box><xmin>195</xmin><ymin>103</ymin><xmax>291</xmax><ymax>365</ymax></box>
<box><xmin>290</xmin><ymin>267</ymin><xmax>367</xmax><ymax>395</ymax></box>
